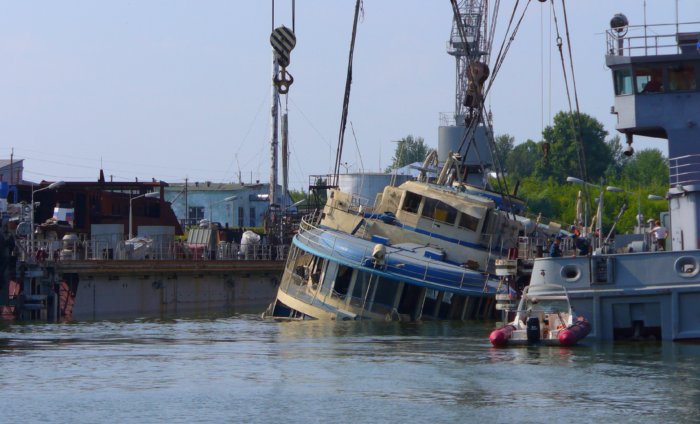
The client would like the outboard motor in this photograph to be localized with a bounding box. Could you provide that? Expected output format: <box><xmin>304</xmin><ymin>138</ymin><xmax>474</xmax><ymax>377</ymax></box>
<box><xmin>526</xmin><ymin>317</ymin><xmax>541</xmax><ymax>343</ymax></box>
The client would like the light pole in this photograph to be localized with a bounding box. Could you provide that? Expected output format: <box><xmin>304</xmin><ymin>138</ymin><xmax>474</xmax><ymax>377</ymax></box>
<box><xmin>566</xmin><ymin>176</ymin><xmax>604</xmax><ymax>250</ymax></box>
<box><xmin>209</xmin><ymin>195</ymin><xmax>237</xmax><ymax>227</ymax></box>
<box><xmin>129</xmin><ymin>192</ymin><xmax>160</xmax><ymax>239</ymax></box>
<box><xmin>607</xmin><ymin>187</ymin><xmax>666</xmax><ymax>233</ymax></box>
<box><xmin>30</xmin><ymin>181</ymin><xmax>65</xmax><ymax>254</ymax></box>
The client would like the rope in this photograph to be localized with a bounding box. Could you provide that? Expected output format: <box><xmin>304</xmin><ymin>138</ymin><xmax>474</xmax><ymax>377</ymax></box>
<box><xmin>551</xmin><ymin>0</ymin><xmax>589</xmax><ymax>189</ymax></box>
<box><xmin>332</xmin><ymin>0</ymin><xmax>363</xmax><ymax>187</ymax></box>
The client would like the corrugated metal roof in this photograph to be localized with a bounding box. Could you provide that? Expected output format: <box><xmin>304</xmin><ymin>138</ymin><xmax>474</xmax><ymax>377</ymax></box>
<box><xmin>165</xmin><ymin>182</ymin><xmax>267</xmax><ymax>192</ymax></box>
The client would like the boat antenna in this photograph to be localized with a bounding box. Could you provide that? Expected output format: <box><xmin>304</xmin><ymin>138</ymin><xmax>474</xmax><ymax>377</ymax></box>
<box><xmin>332</xmin><ymin>0</ymin><xmax>364</xmax><ymax>187</ymax></box>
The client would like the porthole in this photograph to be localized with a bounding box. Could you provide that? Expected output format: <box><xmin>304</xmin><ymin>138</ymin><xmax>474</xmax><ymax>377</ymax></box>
<box><xmin>560</xmin><ymin>264</ymin><xmax>581</xmax><ymax>282</ymax></box>
<box><xmin>674</xmin><ymin>256</ymin><xmax>700</xmax><ymax>278</ymax></box>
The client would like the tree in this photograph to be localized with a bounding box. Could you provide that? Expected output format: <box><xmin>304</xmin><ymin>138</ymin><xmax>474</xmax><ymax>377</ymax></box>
<box><xmin>604</xmin><ymin>134</ymin><xmax>631</xmax><ymax>179</ymax></box>
<box><xmin>621</xmin><ymin>148</ymin><xmax>668</xmax><ymax>187</ymax></box>
<box><xmin>535</xmin><ymin>111</ymin><xmax>612</xmax><ymax>183</ymax></box>
<box><xmin>505</xmin><ymin>139</ymin><xmax>541</xmax><ymax>179</ymax></box>
<box><xmin>493</xmin><ymin>134</ymin><xmax>514</xmax><ymax>172</ymax></box>
<box><xmin>386</xmin><ymin>135</ymin><xmax>428</xmax><ymax>171</ymax></box>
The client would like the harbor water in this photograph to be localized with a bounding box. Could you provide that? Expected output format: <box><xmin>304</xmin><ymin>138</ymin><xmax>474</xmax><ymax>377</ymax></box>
<box><xmin>2</xmin><ymin>316</ymin><xmax>700</xmax><ymax>423</ymax></box>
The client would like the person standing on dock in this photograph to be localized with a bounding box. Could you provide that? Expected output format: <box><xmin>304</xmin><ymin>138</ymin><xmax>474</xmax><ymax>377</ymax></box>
<box><xmin>652</xmin><ymin>220</ymin><xmax>668</xmax><ymax>251</ymax></box>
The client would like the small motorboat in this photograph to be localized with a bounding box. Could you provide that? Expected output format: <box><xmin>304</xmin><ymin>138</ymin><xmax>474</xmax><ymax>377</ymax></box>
<box><xmin>489</xmin><ymin>283</ymin><xmax>591</xmax><ymax>347</ymax></box>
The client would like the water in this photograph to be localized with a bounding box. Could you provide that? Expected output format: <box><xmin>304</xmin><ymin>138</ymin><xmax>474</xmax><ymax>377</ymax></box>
<box><xmin>1</xmin><ymin>317</ymin><xmax>700</xmax><ymax>424</ymax></box>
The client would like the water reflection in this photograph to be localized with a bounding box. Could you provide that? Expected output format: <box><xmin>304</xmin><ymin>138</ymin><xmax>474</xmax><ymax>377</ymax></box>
<box><xmin>1</xmin><ymin>317</ymin><xmax>699</xmax><ymax>423</ymax></box>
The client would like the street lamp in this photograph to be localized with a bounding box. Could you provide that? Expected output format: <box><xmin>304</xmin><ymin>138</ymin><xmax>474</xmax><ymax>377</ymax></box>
<box><xmin>30</xmin><ymin>181</ymin><xmax>65</xmax><ymax>254</ymax></box>
<box><xmin>129</xmin><ymin>191</ymin><xmax>160</xmax><ymax>239</ymax></box>
<box><xmin>209</xmin><ymin>195</ymin><xmax>237</xmax><ymax>226</ymax></box>
<box><xmin>566</xmin><ymin>176</ymin><xmax>604</xmax><ymax>248</ymax></box>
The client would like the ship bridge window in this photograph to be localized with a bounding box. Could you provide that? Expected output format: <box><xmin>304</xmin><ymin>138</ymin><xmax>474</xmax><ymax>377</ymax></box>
<box><xmin>669</xmin><ymin>64</ymin><xmax>696</xmax><ymax>91</ymax></box>
<box><xmin>458</xmin><ymin>212</ymin><xmax>480</xmax><ymax>232</ymax></box>
<box><xmin>422</xmin><ymin>198</ymin><xmax>458</xmax><ymax>225</ymax></box>
<box><xmin>635</xmin><ymin>67</ymin><xmax>664</xmax><ymax>93</ymax></box>
<box><xmin>401</xmin><ymin>191</ymin><xmax>422</xmax><ymax>214</ymax></box>
<box><xmin>614</xmin><ymin>68</ymin><xmax>633</xmax><ymax>95</ymax></box>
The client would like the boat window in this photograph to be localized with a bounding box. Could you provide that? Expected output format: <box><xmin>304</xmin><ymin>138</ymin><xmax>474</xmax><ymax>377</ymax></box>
<box><xmin>372</xmin><ymin>277</ymin><xmax>399</xmax><ymax>311</ymax></box>
<box><xmin>669</xmin><ymin>64</ymin><xmax>696</xmax><ymax>91</ymax></box>
<box><xmin>458</xmin><ymin>212</ymin><xmax>480</xmax><ymax>232</ymax></box>
<box><xmin>319</xmin><ymin>261</ymin><xmax>338</xmax><ymax>297</ymax></box>
<box><xmin>422</xmin><ymin>198</ymin><xmax>458</xmax><ymax>225</ymax></box>
<box><xmin>613</xmin><ymin>68</ymin><xmax>633</xmax><ymax>95</ymax></box>
<box><xmin>333</xmin><ymin>265</ymin><xmax>353</xmax><ymax>297</ymax></box>
<box><xmin>349</xmin><ymin>271</ymin><xmax>373</xmax><ymax>309</ymax></box>
<box><xmin>401</xmin><ymin>192</ymin><xmax>422</xmax><ymax>214</ymax></box>
<box><xmin>635</xmin><ymin>67</ymin><xmax>664</xmax><ymax>93</ymax></box>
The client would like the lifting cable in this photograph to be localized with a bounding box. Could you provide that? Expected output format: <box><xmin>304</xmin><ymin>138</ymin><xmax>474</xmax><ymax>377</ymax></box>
<box><xmin>551</xmin><ymin>0</ymin><xmax>589</xmax><ymax>194</ymax></box>
<box><xmin>332</xmin><ymin>0</ymin><xmax>364</xmax><ymax>187</ymax></box>
<box><xmin>449</xmin><ymin>1</ymin><xmax>516</xmax><ymax>217</ymax></box>
<box><xmin>452</xmin><ymin>1</ymin><xmax>533</xmax><ymax>219</ymax></box>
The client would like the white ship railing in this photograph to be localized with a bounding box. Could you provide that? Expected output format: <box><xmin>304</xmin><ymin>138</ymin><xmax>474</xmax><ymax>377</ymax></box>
<box><xmin>606</xmin><ymin>22</ymin><xmax>700</xmax><ymax>57</ymax></box>
<box><xmin>294</xmin><ymin>213</ymin><xmax>491</xmax><ymax>292</ymax></box>
<box><xmin>670</xmin><ymin>154</ymin><xmax>700</xmax><ymax>188</ymax></box>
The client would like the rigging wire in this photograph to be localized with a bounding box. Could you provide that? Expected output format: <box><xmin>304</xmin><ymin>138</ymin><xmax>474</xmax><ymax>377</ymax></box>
<box><xmin>451</xmin><ymin>0</ymin><xmax>534</xmax><ymax>218</ymax></box>
<box><xmin>550</xmin><ymin>0</ymin><xmax>588</xmax><ymax>185</ymax></box>
<box><xmin>332</xmin><ymin>0</ymin><xmax>363</xmax><ymax>187</ymax></box>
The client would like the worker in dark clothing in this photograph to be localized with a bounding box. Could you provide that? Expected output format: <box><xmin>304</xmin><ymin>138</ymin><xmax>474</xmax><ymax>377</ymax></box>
<box><xmin>549</xmin><ymin>236</ymin><xmax>563</xmax><ymax>257</ymax></box>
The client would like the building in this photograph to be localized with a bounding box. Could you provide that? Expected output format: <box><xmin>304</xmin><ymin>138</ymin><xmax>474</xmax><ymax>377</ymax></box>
<box><xmin>0</xmin><ymin>159</ymin><xmax>26</xmax><ymax>184</ymax></box>
<box><xmin>164</xmin><ymin>181</ymin><xmax>291</xmax><ymax>229</ymax></box>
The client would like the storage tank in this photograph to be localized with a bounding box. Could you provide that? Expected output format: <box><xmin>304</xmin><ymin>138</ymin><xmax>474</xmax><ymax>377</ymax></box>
<box><xmin>437</xmin><ymin>123</ymin><xmax>492</xmax><ymax>166</ymax></box>
<box><xmin>337</xmin><ymin>173</ymin><xmax>413</xmax><ymax>206</ymax></box>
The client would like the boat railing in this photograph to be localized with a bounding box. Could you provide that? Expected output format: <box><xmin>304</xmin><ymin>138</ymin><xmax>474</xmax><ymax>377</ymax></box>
<box><xmin>670</xmin><ymin>154</ymin><xmax>700</xmax><ymax>188</ymax></box>
<box><xmin>15</xmin><ymin>238</ymin><xmax>289</xmax><ymax>264</ymax></box>
<box><xmin>296</xmin><ymin>214</ymin><xmax>491</xmax><ymax>291</ymax></box>
<box><xmin>606</xmin><ymin>22</ymin><xmax>700</xmax><ymax>57</ymax></box>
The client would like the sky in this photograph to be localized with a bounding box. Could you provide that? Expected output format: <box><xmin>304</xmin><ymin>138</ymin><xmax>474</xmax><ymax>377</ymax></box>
<box><xmin>2</xmin><ymin>0</ymin><xmax>700</xmax><ymax>190</ymax></box>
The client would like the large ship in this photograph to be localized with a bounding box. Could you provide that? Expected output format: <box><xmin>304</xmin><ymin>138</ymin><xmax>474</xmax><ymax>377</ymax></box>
<box><xmin>527</xmin><ymin>14</ymin><xmax>700</xmax><ymax>341</ymax></box>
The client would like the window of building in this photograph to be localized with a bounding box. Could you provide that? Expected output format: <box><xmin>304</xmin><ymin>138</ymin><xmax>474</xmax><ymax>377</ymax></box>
<box><xmin>238</xmin><ymin>207</ymin><xmax>244</xmax><ymax>227</ymax></box>
<box><xmin>614</xmin><ymin>68</ymin><xmax>633</xmax><ymax>95</ymax></box>
<box><xmin>401</xmin><ymin>192</ymin><xmax>422</xmax><ymax>214</ymax></box>
<box><xmin>188</xmin><ymin>206</ymin><xmax>204</xmax><ymax>221</ymax></box>
<box><xmin>635</xmin><ymin>67</ymin><xmax>664</xmax><ymax>93</ymax></box>
<box><xmin>249</xmin><ymin>207</ymin><xmax>256</xmax><ymax>227</ymax></box>
<box><xmin>669</xmin><ymin>64</ymin><xmax>696</xmax><ymax>91</ymax></box>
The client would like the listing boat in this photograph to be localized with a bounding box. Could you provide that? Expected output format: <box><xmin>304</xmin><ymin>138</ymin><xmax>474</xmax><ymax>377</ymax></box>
<box><xmin>264</xmin><ymin>1</ymin><xmax>564</xmax><ymax>321</ymax></box>
<box><xmin>264</xmin><ymin>178</ymin><xmax>561</xmax><ymax>321</ymax></box>
<box><xmin>489</xmin><ymin>284</ymin><xmax>591</xmax><ymax>347</ymax></box>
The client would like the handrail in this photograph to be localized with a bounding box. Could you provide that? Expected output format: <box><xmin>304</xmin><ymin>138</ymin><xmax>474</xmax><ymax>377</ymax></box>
<box><xmin>606</xmin><ymin>21</ymin><xmax>700</xmax><ymax>57</ymax></box>
<box><xmin>295</xmin><ymin>213</ymin><xmax>493</xmax><ymax>291</ymax></box>
<box><xmin>15</xmin><ymin>238</ymin><xmax>289</xmax><ymax>263</ymax></box>
<box><xmin>670</xmin><ymin>154</ymin><xmax>700</xmax><ymax>188</ymax></box>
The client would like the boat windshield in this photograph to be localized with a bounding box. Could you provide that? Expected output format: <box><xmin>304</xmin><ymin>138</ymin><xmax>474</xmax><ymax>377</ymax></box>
<box><xmin>523</xmin><ymin>297</ymin><xmax>569</xmax><ymax>313</ymax></box>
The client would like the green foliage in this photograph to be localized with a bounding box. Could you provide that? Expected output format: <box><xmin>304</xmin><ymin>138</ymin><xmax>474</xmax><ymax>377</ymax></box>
<box><xmin>386</xmin><ymin>135</ymin><xmax>428</xmax><ymax>171</ymax></box>
<box><xmin>505</xmin><ymin>139</ymin><xmax>540</xmax><ymax>179</ymax></box>
<box><xmin>493</xmin><ymin>134</ymin><xmax>514</xmax><ymax>170</ymax></box>
<box><xmin>621</xmin><ymin>148</ymin><xmax>668</xmax><ymax>187</ymax></box>
<box><xmin>288</xmin><ymin>188</ymin><xmax>307</xmax><ymax>203</ymax></box>
<box><xmin>536</xmin><ymin>111</ymin><xmax>612</xmax><ymax>182</ymax></box>
<box><xmin>495</xmin><ymin>112</ymin><xmax>669</xmax><ymax>235</ymax></box>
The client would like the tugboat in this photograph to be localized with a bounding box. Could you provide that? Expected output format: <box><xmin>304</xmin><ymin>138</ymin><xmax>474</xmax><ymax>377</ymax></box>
<box><xmin>527</xmin><ymin>13</ymin><xmax>700</xmax><ymax>341</ymax></box>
